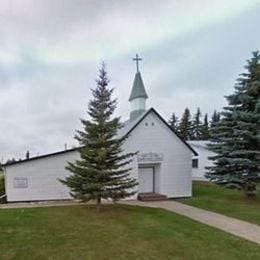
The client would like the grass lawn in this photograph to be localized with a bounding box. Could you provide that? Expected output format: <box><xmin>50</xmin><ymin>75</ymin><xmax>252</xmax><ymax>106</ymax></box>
<box><xmin>0</xmin><ymin>205</ymin><xmax>260</xmax><ymax>259</ymax></box>
<box><xmin>176</xmin><ymin>181</ymin><xmax>260</xmax><ymax>225</ymax></box>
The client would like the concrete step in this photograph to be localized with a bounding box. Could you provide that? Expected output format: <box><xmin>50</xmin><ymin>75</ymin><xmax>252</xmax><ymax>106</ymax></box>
<box><xmin>138</xmin><ymin>193</ymin><xmax>168</xmax><ymax>201</ymax></box>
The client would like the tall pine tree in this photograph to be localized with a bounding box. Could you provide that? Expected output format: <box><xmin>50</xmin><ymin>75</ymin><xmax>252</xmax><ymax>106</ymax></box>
<box><xmin>207</xmin><ymin>51</ymin><xmax>260</xmax><ymax>196</ymax></box>
<box><xmin>168</xmin><ymin>112</ymin><xmax>179</xmax><ymax>132</ymax></box>
<box><xmin>209</xmin><ymin>110</ymin><xmax>221</xmax><ymax>139</ymax></box>
<box><xmin>211</xmin><ymin>110</ymin><xmax>221</xmax><ymax>127</ymax></box>
<box><xmin>201</xmin><ymin>113</ymin><xmax>210</xmax><ymax>140</ymax></box>
<box><xmin>178</xmin><ymin>108</ymin><xmax>192</xmax><ymax>140</ymax></box>
<box><xmin>61</xmin><ymin>64</ymin><xmax>138</xmax><ymax>211</ymax></box>
<box><xmin>191</xmin><ymin>107</ymin><xmax>202</xmax><ymax>140</ymax></box>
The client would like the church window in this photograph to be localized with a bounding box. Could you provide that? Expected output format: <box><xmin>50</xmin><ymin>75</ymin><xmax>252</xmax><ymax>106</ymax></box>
<box><xmin>151</xmin><ymin>122</ymin><xmax>154</xmax><ymax>126</ymax></box>
<box><xmin>145</xmin><ymin>122</ymin><xmax>148</xmax><ymax>126</ymax></box>
<box><xmin>192</xmin><ymin>159</ymin><xmax>199</xmax><ymax>168</ymax></box>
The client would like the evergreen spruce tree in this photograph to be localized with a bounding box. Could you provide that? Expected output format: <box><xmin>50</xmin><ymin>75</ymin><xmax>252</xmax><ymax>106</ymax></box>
<box><xmin>211</xmin><ymin>110</ymin><xmax>221</xmax><ymax>127</ymax></box>
<box><xmin>61</xmin><ymin>64</ymin><xmax>138</xmax><ymax>211</ymax></box>
<box><xmin>207</xmin><ymin>51</ymin><xmax>260</xmax><ymax>197</ymax></box>
<box><xmin>178</xmin><ymin>108</ymin><xmax>192</xmax><ymax>140</ymax></box>
<box><xmin>168</xmin><ymin>112</ymin><xmax>179</xmax><ymax>132</ymax></box>
<box><xmin>201</xmin><ymin>113</ymin><xmax>210</xmax><ymax>140</ymax></box>
<box><xmin>0</xmin><ymin>175</ymin><xmax>5</xmax><ymax>197</ymax></box>
<box><xmin>209</xmin><ymin>110</ymin><xmax>221</xmax><ymax>138</ymax></box>
<box><xmin>191</xmin><ymin>107</ymin><xmax>202</xmax><ymax>140</ymax></box>
<box><xmin>0</xmin><ymin>164</ymin><xmax>4</xmax><ymax>197</ymax></box>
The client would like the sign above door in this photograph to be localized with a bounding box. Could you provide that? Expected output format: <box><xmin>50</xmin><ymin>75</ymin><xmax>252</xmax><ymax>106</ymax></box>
<box><xmin>137</xmin><ymin>153</ymin><xmax>163</xmax><ymax>163</ymax></box>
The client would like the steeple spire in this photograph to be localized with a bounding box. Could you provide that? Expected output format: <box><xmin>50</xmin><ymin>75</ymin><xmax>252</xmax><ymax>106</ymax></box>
<box><xmin>129</xmin><ymin>54</ymin><xmax>148</xmax><ymax>120</ymax></box>
<box><xmin>128</xmin><ymin>72</ymin><xmax>148</xmax><ymax>101</ymax></box>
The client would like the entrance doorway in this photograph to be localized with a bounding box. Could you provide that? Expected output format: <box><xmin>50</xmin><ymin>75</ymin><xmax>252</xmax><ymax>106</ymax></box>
<box><xmin>138</xmin><ymin>166</ymin><xmax>155</xmax><ymax>193</ymax></box>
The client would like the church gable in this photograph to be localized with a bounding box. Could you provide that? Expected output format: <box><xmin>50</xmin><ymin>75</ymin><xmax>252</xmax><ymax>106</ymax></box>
<box><xmin>122</xmin><ymin>108</ymin><xmax>193</xmax><ymax>198</ymax></box>
<box><xmin>123</xmin><ymin>108</ymin><xmax>197</xmax><ymax>156</ymax></box>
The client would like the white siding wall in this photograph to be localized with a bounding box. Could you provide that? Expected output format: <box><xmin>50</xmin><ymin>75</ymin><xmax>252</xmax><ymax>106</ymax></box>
<box><xmin>192</xmin><ymin>148</ymin><xmax>215</xmax><ymax>180</ymax></box>
<box><xmin>123</xmin><ymin>111</ymin><xmax>193</xmax><ymax>198</ymax></box>
<box><xmin>5</xmin><ymin>110</ymin><xmax>193</xmax><ymax>202</ymax></box>
<box><xmin>188</xmin><ymin>142</ymin><xmax>215</xmax><ymax>181</ymax></box>
<box><xmin>5</xmin><ymin>151</ymin><xmax>79</xmax><ymax>202</ymax></box>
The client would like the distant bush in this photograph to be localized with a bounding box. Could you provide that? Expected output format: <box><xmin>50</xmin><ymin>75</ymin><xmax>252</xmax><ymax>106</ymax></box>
<box><xmin>0</xmin><ymin>174</ymin><xmax>5</xmax><ymax>196</ymax></box>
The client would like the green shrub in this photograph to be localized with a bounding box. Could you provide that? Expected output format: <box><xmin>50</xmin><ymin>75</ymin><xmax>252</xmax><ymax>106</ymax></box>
<box><xmin>0</xmin><ymin>174</ymin><xmax>5</xmax><ymax>196</ymax></box>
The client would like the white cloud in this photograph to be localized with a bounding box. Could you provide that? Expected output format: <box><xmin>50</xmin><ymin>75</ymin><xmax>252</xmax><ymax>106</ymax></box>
<box><xmin>0</xmin><ymin>0</ymin><xmax>258</xmax><ymax>65</ymax></box>
<box><xmin>0</xmin><ymin>0</ymin><xmax>259</xmax><ymax>160</ymax></box>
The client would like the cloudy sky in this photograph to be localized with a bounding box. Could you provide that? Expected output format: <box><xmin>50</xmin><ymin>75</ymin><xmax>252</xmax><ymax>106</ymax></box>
<box><xmin>0</xmin><ymin>0</ymin><xmax>259</xmax><ymax>161</ymax></box>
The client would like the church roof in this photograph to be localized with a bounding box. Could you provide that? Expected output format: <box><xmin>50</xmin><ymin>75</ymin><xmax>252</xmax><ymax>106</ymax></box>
<box><xmin>128</xmin><ymin>72</ymin><xmax>148</xmax><ymax>101</ymax></box>
<box><xmin>187</xmin><ymin>141</ymin><xmax>211</xmax><ymax>151</ymax></box>
<box><xmin>3</xmin><ymin>147</ymin><xmax>78</xmax><ymax>167</ymax></box>
<box><xmin>4</xmin><ymin>108</ymin><xmax>197</xmax><ymax>167</ymax></box>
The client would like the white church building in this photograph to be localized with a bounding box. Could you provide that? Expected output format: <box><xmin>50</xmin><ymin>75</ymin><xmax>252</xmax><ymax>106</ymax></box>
<box><xmin>3</xmin><ymin>58</ymin><xmax>198</xmax><ymax>202</ymax></box>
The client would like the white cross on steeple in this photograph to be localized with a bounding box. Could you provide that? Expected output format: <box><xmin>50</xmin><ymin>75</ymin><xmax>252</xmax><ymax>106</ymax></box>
<box><xmin>133</xmin><ymin>54</ymin><xmax>142</xmax><ymax>72</ymax></box>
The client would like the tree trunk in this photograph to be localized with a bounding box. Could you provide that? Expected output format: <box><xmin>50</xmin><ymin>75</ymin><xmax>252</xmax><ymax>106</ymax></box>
<box><xmin>246</xmin><ymin>190</ymin><xmax>257</xmax><ymax>199</ymax></box>
<box><xmin>96</xmin><ymin>196</ymin><xmax>101</xmax><ymax>212</ymax></box>
<box><xmin>245</xmin><ymin>181</ymin><xmax>257</xmax><ymax>199</ymax></box>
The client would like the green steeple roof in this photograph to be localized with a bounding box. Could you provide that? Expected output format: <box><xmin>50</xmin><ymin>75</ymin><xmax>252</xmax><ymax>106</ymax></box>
<box><xmin>129</xmin><ymin>72</ymin><xmax>148</xmax><ymax>101</ymax></box>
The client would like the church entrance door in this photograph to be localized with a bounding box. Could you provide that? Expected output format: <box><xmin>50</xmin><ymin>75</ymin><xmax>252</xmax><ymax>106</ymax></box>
<box><xmin>138</xmin><ymin>166</ymin><xmax>154</xmax><ymax>193</ymax></box>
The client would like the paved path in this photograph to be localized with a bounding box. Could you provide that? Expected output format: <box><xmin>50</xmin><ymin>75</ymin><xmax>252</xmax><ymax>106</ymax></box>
<box><xmin>121</xmin><ymin>200</ymin><xmax>260</xmax><ymax>244</ymax></box>
<box><xmin>0</xmin><ymin>201</ymin><xmax>83</xmax><ymax>209</ymax></box>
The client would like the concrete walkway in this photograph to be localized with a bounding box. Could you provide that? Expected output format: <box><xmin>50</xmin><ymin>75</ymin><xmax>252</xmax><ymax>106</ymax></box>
<box><xmin>0</xmin><ymin>200</ymin><xmax>82</xmax><ymax>209</ymax></box>
<box><xmin>121</xmin><ymin>200</ymin><xmax>260</xmax><ymax>244</ymax></box>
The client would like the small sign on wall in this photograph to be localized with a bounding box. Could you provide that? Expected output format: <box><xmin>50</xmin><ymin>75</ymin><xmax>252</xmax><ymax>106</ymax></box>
<box><xmin>14</xmin><ymin>177</ymin><xmax>28</xmax><ymax>188</ymax></box>
<box><xmin>138</xmin><ymin>152</ymin><xmax>164</xmax><ymax>162</ymax></box>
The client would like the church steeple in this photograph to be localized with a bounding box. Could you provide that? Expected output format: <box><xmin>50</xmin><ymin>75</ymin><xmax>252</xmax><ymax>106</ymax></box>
<box><xmin>129</xmin><ymin>54</ymin><xmax>148</xmax><ymax>120</ymax></box>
